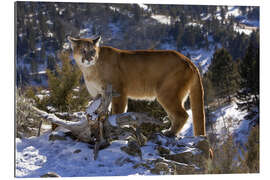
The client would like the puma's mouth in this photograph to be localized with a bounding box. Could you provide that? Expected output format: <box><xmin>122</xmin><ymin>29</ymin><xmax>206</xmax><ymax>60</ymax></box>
<box><xmin>82</xmin><ymin>57</ymin><xmax>94</xmax><ymax>63</ymax></box>
<box><xmin>82</xmin><ymin>57</ymin><xmax>96</xmax><ymax>66</ymax></box>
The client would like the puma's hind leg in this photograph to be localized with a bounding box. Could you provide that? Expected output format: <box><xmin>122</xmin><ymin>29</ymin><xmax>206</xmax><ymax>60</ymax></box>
<box><xmin>157</xmin><ymin>86</ymin><xmax>189</xmax><ymax>136</ymax></box>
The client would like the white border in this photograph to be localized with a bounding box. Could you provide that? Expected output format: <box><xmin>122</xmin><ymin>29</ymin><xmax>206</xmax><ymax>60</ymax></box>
<box><xmin>2</xmin><ymin>0</ymin><xmax>269</xmax><ymax>180</ymax></box>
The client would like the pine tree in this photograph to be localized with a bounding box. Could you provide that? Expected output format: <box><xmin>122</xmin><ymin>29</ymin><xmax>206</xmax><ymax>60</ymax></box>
<box><xmin>236</xmin><ymin>31</ymin><xmax>259</xmax><ymax>113</ymax></box>
<box><xmin>47</xmin><ymin>55</ymin><xmax>57</xmax><ymax>71</ymax></box>
<box><xmin>46</xmin><ymin>51</ymin><xmax>88</xmax><ymax>112</ymax></box>
<box><xmin>207</xmin><ymin>48</ymin><xmax>240</xmax><ymax>102</ymax></box>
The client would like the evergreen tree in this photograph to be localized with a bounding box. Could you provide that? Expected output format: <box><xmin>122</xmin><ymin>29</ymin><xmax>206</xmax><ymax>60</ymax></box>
<box><xmin>220</xmin><ymin>7</ymin><xmax>225</xmax><ymax>21</ymax></box>
<box><xmin>47</xmin><ymin>55</ymin><xmax>57</xmax><ymax>71</ymax></box>
<box><xmin>40</xmin><ymin>43</ymin><xmax>46</xmax><ymax>61</ymax></box>
<box><xmin>236</xmin><ymin>31</ymin><xmax>259</xmax><ymax>113</ymax></box>
<box><xmin>133</xmin><ymin>4</ymin><xmax>142</xmax><ymax>22</ymax></box>
<box><xmin>46</xmin><ymin>51</ymin><xmax>90</xmax><ymax>112</ymax></box>
<box><xmin>207</xmin><ymin>48</ymin><xmax>240</xmax><ymax>102</ymax></box>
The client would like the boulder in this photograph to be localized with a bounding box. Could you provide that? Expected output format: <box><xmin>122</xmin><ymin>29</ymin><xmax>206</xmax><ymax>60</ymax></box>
<box><xmin>120</xmin><ymin>140</ymin><xmax>142</xmax><ymax>159</ymax></box>
<box><xmin>49</xmin><ymin>134</ymin><xmax>67</xmax><ymax>141</ymax></box>
<box><xmin>40</xmin><ymin>172</ymin><xmax>60</xmax><ymax>177</ymax></box>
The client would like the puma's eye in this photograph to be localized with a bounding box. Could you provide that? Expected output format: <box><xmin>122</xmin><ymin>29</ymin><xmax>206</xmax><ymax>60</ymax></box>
<box><xmin>82</xmin><ymin>48</ymin><xmax>87</xmax><ymax>55</ymax></box>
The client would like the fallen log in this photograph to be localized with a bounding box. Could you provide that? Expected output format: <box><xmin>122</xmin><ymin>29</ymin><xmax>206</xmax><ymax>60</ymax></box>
<box><xmin>32</xmin><ymin>106</ymin><xmax>94</xmax><ymax>143</ymax></box>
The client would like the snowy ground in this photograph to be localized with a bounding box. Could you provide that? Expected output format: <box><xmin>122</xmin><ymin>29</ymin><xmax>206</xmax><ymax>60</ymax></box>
<box><xmin>182</xmin><ymin>45</ymin><xmax>217</xmax><ymax>74</ymax></box>
<box><xmin>180</xmin><ymin>101</ymin><xmax>250</xmax><ymax>146</ymax></box>
<box><xmin>15</xmin><ymin>101</ymin><xmax>251</xmax><ymax>177</ymax></box>
<box><xmin>16</xmin><ymin>130</ymin><xmax>149</xmax><ymax>177</ymax></box>
<box><xmin>151</xmin><ymin>14</ymin><xmax>171</xmax><ymax>25</ymax></box>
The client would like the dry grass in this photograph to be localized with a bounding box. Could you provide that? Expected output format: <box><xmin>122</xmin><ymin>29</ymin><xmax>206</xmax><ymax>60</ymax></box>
<box><xmin>207</xmin><ymin>121</ymin><xmax>259</xmax><ymax>174</ymax></box>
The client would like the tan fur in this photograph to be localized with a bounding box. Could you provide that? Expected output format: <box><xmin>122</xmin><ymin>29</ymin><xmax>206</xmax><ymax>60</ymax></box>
<box><xmin>69</xmin><ymin>37</ymin><xmax>206</xmax><ymax>136</ymax></box>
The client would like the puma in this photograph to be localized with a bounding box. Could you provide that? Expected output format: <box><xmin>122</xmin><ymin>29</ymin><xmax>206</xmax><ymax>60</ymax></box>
<box><xmin>68</xmin><ymin>36</ymin><xmax>206</xmax><ymax>137</ymax></box>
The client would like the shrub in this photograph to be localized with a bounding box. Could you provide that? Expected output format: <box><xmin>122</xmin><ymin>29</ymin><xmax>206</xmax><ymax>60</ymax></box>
<box><xmin>207</xmin><ymin>123</ymin><xmax>259</xmax><ymax>174</ymax></box>
<box><xmin>46</xmin><ymin>51</ymin><xmax>91</xmax><ymax>112</ymax></box>
<box><xmin>16</xmin><ymin>89</ymin><xmax>43</xmax><ymax>138</ymax></box>
<box><xmin>237</xmin><ymin>124</ymin><xmax>259</xmax><ymax>173</ymax></box>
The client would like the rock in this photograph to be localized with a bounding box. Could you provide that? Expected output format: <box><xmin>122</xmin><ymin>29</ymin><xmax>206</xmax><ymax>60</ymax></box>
<box><xmin>73</xmin><ymin>149</ymin><xmax>81</xmax><ymax>154</ymax></box>
<box><xmin>172</xmin><ymin>162</ymin><xmax>198</xmax><ymax>174</ymax></box>
<box><xmin>132</xmin><ymin>162</ymin><xmax>151</xmax><ymax>169</ymax></box>
<box><xmin>40</xmin><ymin>172</ymin><xmax>60</xmax><ymax>177</ymax></box>
<box><xmin>49</xmin><ymin>134</ymin><xmax>67</xmax><ymax>141</ymax></box>
<box><xmin>120</xmin><ymin>140</ymin><xmax>142</xmax><ymax>159</ymax></box>
<box><xmin>150</xmin><ymin>161</ymin><xmax>170</xmax><ymax>174</ymax></box>
<box><xmin>147</xmin><ymin>133</ymin><xmax>211</xmax><ymax>173</ymax></box>
<box><xmin>150</xmin><ymin>158</ymin><xmax>199</xmax><ymax>175</ymax></box>
<box><xmin>135</xmin><ymin>129</ymin><xmax>148</xmax><ymax>146</ymax></box>
<box><xmin>156</xmin><ymin>145</ymin><xmax>170</xmax><ymax>155</ymax></box>
<box><xmin>115</xmin><ymin>157</ymin><xmax>134</xmax><ymax>166</ymax></box>
<box><xmin>164</xmin><ymin>151</ymin><xmax>193</xmax><ymax>165</ymax></box>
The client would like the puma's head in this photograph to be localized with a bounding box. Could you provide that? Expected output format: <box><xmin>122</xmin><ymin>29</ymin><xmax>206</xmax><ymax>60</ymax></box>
<box><xmin>68</xmin><ymin>36</ymin><xmax>101</xmax><ymax>67</ymax></box>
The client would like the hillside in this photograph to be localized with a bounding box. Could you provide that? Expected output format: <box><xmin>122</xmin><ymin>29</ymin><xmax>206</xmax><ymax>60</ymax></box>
<box><xmin>15</xmin><ymin>2</ymin><xmax>259</xmax><ymax>86</ymax></box>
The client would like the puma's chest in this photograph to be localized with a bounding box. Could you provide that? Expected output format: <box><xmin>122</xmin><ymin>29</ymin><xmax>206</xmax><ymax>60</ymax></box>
<box><xmin>85</xmin><ymin>80</ymin><xmax>103</xmax><ymax>98</ymax></box>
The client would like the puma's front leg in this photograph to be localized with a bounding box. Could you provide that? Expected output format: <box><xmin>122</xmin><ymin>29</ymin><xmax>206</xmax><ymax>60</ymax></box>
<box><xmin>111</xmin><ymin>94</ymin><xmax>128</xmax><ymax>114</ymax></box>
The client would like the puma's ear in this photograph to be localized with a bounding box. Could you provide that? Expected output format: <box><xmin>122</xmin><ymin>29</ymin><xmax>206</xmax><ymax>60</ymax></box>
<box><xmin>93</xmin><ymin>36</ymin><xmax>101</xmax><ymax>47</ymax></box>
<box><xmin>67</xmin><ymin>36</ymin><xmax>80</xmax><ymax>44</ymax></box>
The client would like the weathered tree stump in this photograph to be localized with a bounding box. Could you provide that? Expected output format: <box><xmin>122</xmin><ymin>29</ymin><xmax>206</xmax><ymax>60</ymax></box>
<box><xmin>32</xmin><ymin>84</ymin><xmax>164</xmax><ymax>160</ymax></box>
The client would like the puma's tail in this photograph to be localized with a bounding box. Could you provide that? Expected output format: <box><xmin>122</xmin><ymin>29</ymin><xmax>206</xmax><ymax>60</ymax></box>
<box><xmin>189</xmin><ymin>69</ymin><xmax>206</xmax><ymax>136</ymax></box>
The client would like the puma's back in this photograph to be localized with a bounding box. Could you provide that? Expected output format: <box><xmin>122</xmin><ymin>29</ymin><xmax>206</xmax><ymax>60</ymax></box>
<box><xmin>97</xmin><ymin>47</ymin><xmax>196</xmax><ymax>99</ymax></box>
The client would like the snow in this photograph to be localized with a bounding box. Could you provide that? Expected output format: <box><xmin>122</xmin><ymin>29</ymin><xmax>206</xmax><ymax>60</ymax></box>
<box><xmin>79</xmin><ymin>28</ymin><xmax>90</xmax><ymax>35</ymax></box>
<box><xmin>222</xmin><ymin>6</ymin><xmax>258</xmax><ymax>35</ymax></box>
<box><xmin>36</xmin><ymin>94</ymin><xmax>46</xmax><ymax>100</ymax></box>
<box><xmin>108</xmin><ymin>114</ymin><xmax>117</xmax><ymax>126</ymax></box>
<box><xmin>226</xmin><ymin>6</ymin><xmax>242</xmax><ymax>19</ymax></box>
<box><xmin>180</xmin><ymin>101</ymin><xmax>251</xmax><ymax>147</ymax></box>
<box><xmin>72</xmin><ymin>87</ymin><xmax>79</xmax><ymax>92</ymax></box>
<box><xmin>187</xmin><ymin>22</ymin><xmax>203</xmax><ymax>28</ymax></box>
<box><xmin>151</xmin><ymin>14</ymin><xmax>171</xmax><ymax>25</ymax></box>
<box><xmin>201</xmin><ymin>13</ymin><xmax>211</xmax><ymax>21</ymax></box>
<box><xmin>201</xmin><ymin>6</ymin><xmax>258</xmax><ymax>35</ymax></box>
<box><xmin>138</xmin><ymin>3</ymin><xmax>148</xmax><ymax>11</ymax></box>
<box><xmin>15</xmin><ymin>129</ymin><xmax>148</xmax><ymax>177</ymax></box>
<box><xmin>16</xmin><ymin>145</ymin><xmax>47</xmax><ymax>177</ymax></box>
<box><xmin>210</xmin><ymin>102</ymin><xmax>250</xmax><ymax>144</ymax></box>
<box><xmin>38</xmin><ymin>70</ymin><xmax>46</xmax><ymax>74</ymax></box>
<box><xmin>62</xmin><ymin>42</ymin><xmax>70</xmax><ymax>50</ymax></box>
<box><xmin>233</xmin><ymin>25</ymin><xmax>253</xmax><ymax>35</ymax></box>
<box><xmin>109</xmin><ymin>6</ymin><xmax>120</xmax><ymax>13</ymax></box>
<box><xmin>46</xmin><ymin>106</ymin><xmax>56</xmax><ymax>112</ymax></box>
<box><xmin>86</xmin><ymin>98</ymin><xmax>101</xmax><ymax>115</ymax></box>
<box><xmin>46</xmin><ymin>31</ymin><xmax>53</xmax><ymax>38</ymax></box>
<box><xmin>215</xmin><ymin>6</ymin><xmax>242</xmax><ymax>21</ymax></box>
<box><xmin>59</xmin><ymin>8</ymin><xmax>65</xmax><ymax>15</ymax></box>
<box><xmin>160</xmin><ymin>41</ymin><xmax>216</xmax><ymax>74</ymax></box>
<box><xmin>46</xmin><ymin>20</ymin><xmax>53</xmax><ymax>25</ymax></box>
<box><xmin>16</xmin><ymin>127</ymin><xmax>204</xmax><ymax>177</ymax></box>
<box><xmin>181</xmin><ymin>45</ymin><xmax>216</xmax><ymax>74</ymax></box>
<box><xmin>15</xmin><ymin>100</ymin><xmax>253</xmax><ymax>177</ymax></box>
